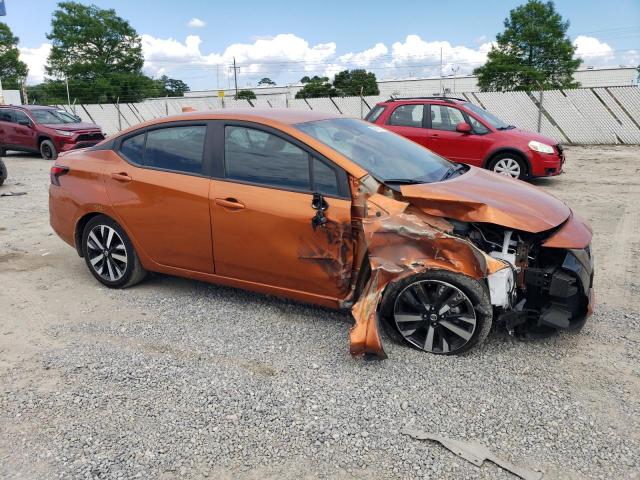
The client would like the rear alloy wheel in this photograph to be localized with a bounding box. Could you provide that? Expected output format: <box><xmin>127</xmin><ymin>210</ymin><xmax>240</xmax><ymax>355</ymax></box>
<box><xmin>382</xmin><ymin>271</ymin><xmax>492</xmax><ymax>355</ymax></box>
<box><xmin>40</xmin><ymin>139</ymin><xmax>58</xmax><ymax>160</ymax></box>
<box><xmin>82</xmin><ymin>215</ymin><xmax>146</xmax><ymax>288</ymax></box>
<box><xmin>489</xmin><ymin>154</ymin><xmax>526</xmax><ymax>179</ymax></box>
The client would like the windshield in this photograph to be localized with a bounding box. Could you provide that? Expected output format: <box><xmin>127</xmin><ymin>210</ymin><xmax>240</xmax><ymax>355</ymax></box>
<box><xmin>31</xmin><ymin>109</ymin><xmax>79</xmax><ymax>125</ymax></box>
<box><xmin>295</xmin><ymin>118</ymin><xmax>453</xmax><ymax>184</ymax></box>
<box><xmin>463</xmin><ymin>102</ymin><xmax>512</xmax><ymax>129</ymax></box>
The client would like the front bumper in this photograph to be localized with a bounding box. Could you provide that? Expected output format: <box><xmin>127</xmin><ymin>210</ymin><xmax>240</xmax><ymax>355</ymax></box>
<box><xmin>529</xmin><ymin>148</ymin><xmax>565</xmax><ymax>177</ymax></box>
<box><xmin>502</xmin><ymin>244</ymin><xmax>594</xmax><ymax>334</ymax></box>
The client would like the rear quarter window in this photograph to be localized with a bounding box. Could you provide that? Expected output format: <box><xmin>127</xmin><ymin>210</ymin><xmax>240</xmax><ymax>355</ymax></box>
<box><xmin>365</xmin><ymin>105</ymin><xmax>385</xmax><ymax>123</ymax></box>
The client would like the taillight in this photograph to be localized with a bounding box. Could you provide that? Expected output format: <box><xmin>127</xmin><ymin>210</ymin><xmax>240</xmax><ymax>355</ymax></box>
<box><xmin>50</xmin><ymin>165</ymin><xmax>69</xmax><ymax>186</ymax></box>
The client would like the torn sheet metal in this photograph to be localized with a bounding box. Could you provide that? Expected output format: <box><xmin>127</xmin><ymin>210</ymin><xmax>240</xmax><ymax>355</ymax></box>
<box><xmin>349</xmin><ymin>193</ymin><xmax>508</xmax><ymax>358</ymax></box>
<box><xmin>401</xmin><ymin>426</ymin><xmax>543</xmax><ymax>480</ymax></box>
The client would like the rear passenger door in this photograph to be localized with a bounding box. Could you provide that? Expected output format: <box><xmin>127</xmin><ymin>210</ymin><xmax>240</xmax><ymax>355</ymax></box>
<box><xmin>209</xmin><ymin>123</ymin><xmax>353</xmax><ymax>299</ymax></box>
<box><xmin>104</xmin><ymin>122</ymin><xmax>215</xmax><ymax>273</ymax></box>
<box><xmin>383</xmin><ymin>104</ymin><xmax>429</xmax><ymax>147</ymax></box>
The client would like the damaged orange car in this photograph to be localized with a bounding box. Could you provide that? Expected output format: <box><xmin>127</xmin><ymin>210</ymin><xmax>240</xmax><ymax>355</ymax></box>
<box><xmin>49</xmin><ymin>110</ymin><xmax>594</xmax><ymax>358</ymax></box>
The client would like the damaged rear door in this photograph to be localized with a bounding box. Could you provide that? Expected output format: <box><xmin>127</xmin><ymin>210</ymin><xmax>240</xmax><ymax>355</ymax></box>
<box><xmin>209</xmin><ymin>122</ymin><xmax>354</xmax><ymax>300</ymax></box>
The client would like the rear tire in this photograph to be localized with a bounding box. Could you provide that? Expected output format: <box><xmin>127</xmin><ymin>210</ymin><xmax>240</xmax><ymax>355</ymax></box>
<box><xmin>0</xmin><ymin>159</ymin><xmax>6</xmax><ymax>186</ymax></box>
<box><xmin>0</xmin><ymin>146</ymin><xmax>6</xmax><ymax>157</ymax></box>
<box><xmin>488</xmin><ymin>153</ymin><xmax>526</xmax><ymax>179</ymax></box>
<box><xmin>40</xmin><ymin>139</ymin><xmax>58</xmax><ymax>160</ymax></box>
<box><xmin>82</xmin><ymin>215</ymin><xmax>147</xmax><ymax>288</ymax></box>
<box><xmin>381</xmin><ymin>270</ymin><xmax>492</xmax><ymax>355</ymax></box>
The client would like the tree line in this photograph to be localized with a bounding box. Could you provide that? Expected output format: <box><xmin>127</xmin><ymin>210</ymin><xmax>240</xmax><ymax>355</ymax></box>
<box><xmin>1</xmin><ymin>0</ymin><xmax>591</xmax><ymax>105</ymax></box>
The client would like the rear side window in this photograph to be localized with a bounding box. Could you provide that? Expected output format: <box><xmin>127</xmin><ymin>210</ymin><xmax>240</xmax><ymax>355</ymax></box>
<box><xmin>120</xmin><ymin>133</ymin><xmax>145</xmax><ymax>164</ymax></box>
<box><xmin>365</xmin><ymin>105</ymin><xmax>385</xmax><ymax>123</ymax></box>
<box><xmin>225</xmin><ymin>126</ymin><xmax>311</xmax><ymax>191</ymax></box>
<box><xmin>388</xmin><ymin>104</ymin><xmax>424</xmax><ymax>128</ymax></box>
<box><xmin>144</xmin><ymin>126</ymin><xmax>206</xmax><ymax>174</ymax></box>
<box><xmin>0</xmin><ymin>109</ymin><xmax>13</xmax><ymax>122</ymax></box>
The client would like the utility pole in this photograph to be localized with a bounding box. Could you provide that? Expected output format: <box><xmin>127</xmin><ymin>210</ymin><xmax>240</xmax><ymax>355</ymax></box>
<box><xmin>65</xmin><ymin>76</ymin><xmax>71</xmax><ymax>108</ymax></box>
<box><xmin>232</xmin><ymin>57</ymin><xmax>239</xmax><ymax>97</ymax></box>
<box><xmin>21</xmin><ymin>79</ymin><xmax>29</xmax><ymax>105</ymax></box>
<box><xmin>439</xmin><ymin>47</ymin><xmax>443</xmax><ymax>95</ymax></box>
<box><xmin>0</xmin><ymin>77</ymin><xmax>4</xmax><ymax>105</ymax></box>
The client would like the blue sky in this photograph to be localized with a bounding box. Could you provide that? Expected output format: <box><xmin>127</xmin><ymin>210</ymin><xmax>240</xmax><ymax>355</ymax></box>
<box><xmin>3</xmin><ymin>0</ymin><xmax>639</xmax><ymax>89</ymax></box>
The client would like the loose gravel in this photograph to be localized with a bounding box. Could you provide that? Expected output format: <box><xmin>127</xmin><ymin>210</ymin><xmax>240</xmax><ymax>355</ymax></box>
<box><xmin>1</xmin><ymin>148</ymin><xmax>640</xmax><ymax>479</ymax></box>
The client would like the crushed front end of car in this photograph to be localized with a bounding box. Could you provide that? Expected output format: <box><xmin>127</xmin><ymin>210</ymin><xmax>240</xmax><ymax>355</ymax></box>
<box><xmin>346</xmin><ymin>167</ymin><xmax>594</xmax><ymax>358</ymax></box>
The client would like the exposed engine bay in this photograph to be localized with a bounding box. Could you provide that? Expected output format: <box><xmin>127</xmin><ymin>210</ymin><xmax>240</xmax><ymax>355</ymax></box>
<box><xmin>450</xmin><ymin>221</ymin><xmax>594</xmax><ymax>336</ymax></box>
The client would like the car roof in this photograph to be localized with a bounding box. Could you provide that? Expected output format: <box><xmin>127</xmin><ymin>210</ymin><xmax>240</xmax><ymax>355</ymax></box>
<box><xmin>0</xmin><ymin>104</ymin><xmax>58</xmax><ymax>110</ymax></box>
<box><xmin>159</xmin><ymin>108</ymin><xmax>341</xmax><ymax>125</ymax></box>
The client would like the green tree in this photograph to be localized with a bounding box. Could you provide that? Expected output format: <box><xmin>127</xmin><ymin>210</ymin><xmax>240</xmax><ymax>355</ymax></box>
<box><xmin>235</xmin><ymin>89</ymin><xmax>256</xmax><ymax>100</ymax></box>
<box><xmin>158</xmin><ymin>75</ymin><xmax>190</xmax><ymax>97</ymax></box>
<box><xmin>0</xmin><ymin>22</ymin><xmax>28</xmax><ymax>90</ymax></box>
<box><xmin>474</xmin><ymin>0</ymin><xmax>581</xmax><ymax>91</ymax></box>
<box><xmin>46</xmin><ymin>2</ymin><xmax>143</xmax><ymax>79</ymax></box>
<box><xmin>300</xmin><ymin>75</ymin><xmax>327</xmax><ymax>84</ymax></box>
<box><xmin>295</xmin><ymin>77</ymin><xmax>339</xmax><ymax>98</ymax></box>
<box><xmin>332</xmin><ymin>69</ymin><xmax>379</xmax><ymax>96</ymax></box>
<box><xmin>258</xmin><ymin>77</ymin><xmax>276</xmax><ymax>86</ymax></box>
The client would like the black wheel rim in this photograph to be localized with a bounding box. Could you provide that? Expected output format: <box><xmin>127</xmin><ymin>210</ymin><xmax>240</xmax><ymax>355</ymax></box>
<box><xmin>86</xmin><ymin>225</ymin><xmax>128</xmax><ymax>281</ymax></box>
<box><xmin>393</xmin><ymin>280</ymin><xmax>477</xmax><ymax>354</ymax></box>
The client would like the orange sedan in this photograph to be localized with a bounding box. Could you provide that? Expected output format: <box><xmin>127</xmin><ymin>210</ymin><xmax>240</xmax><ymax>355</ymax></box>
<box><xmin>49</xmin><ymin>109</ymin><xmax>594</xmax><ymax>358</ymax></box>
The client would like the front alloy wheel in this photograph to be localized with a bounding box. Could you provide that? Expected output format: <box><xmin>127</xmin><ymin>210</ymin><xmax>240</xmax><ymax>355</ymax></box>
<box><xmin>393</xmin><ymin>280</ymin><xmax>477</xmax><ymax>354</ymax></box>
<box><xmin>491</xmin><ymin>156</ymin><xmax>524</xmax><ymax>179</ymax></box>
<box><xmin>382</xmin><ymin>271</ymin><xmax>492</xmax><ymax>355</ymax></box>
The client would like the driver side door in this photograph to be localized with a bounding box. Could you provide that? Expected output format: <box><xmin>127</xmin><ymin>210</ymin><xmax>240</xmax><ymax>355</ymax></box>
<box><xmin>209</xmin><ymin>123</ymin><xmax>353</xmax><ymax>300</ymax></box>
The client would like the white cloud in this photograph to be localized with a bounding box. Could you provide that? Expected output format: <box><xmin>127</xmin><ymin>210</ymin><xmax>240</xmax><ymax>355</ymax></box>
<box><xmin>338</xmin><ymin>42</ymin><xmax>388</xmax><ymax>66</ymax></box>
<box><xmin>574</xmin><ymin>35</ymin><xmax>614</xmax><ymax>66</ymax></box>
<box><xmin>19</xmin><ymin>43</ymin><xmax>52</xmax><ymax>84</ymax></box>
<box><xmin>187</xmin><ymin>18</ymin><xmax>206</xmax><ymax>28</ymax></box>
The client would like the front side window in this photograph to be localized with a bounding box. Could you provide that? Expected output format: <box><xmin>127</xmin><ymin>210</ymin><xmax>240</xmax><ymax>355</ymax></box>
<box><xmin>144</xmin><ymin>126</ymin><xmax>206</xmax><ymax>174</ymax></box>
<box><xmin>225</xmin><ymin>126</ymin><xmax>310</xmax><ymax>191</ymax></box>
<box><xmin>295</xmin><ymin>118</ymin><xmax>452</xmax><ymax>184</ymax></box>
<box><xmin>387</xmin><ymin>104</ymin><xmax>424</xmax><ymax>128</ymax></box>
<box><xmin>430</xmin><ymin>105</ymin><xmax>466</xmax><ymax>131</ymax></box>
<box><xmin>313</xmin><ymin>158</ymin><xmax>339</xmax><ymax>196</ymax></box>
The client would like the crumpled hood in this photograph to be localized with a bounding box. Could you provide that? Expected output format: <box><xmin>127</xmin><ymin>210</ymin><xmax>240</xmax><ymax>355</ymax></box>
<box><xmin>400</xmin><ymin>166</ymin><xmax>570</xmax><ymax>233</ymax></box>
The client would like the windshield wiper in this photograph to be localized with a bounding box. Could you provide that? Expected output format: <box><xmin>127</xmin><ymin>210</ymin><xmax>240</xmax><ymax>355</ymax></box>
<box><xmin>496</xmin><ymin>125</ymin><xmax>516</xmax><ymax>130</ymax></box>
<box><xmin>440</xmin><ymin>163</ymin><xmax>466</xmax><ymax>181</ymax></box>
<box><xmin>382</xmin><ymin>178</ymin><xmax>424</xmax><ymax>185</ymax></box>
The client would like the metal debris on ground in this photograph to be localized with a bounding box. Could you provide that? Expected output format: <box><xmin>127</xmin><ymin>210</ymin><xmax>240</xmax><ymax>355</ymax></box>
<box><xmin>0</xmin><ymin>191</ymin><xmax>27</xmax><ymax>197</ymax></box>
<box><xmin>401</xmin><ymin>426</ymin><xmax>543</xmax><ymax>480</ymax></box>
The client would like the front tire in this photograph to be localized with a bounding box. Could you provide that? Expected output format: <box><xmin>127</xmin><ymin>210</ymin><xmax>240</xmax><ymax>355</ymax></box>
<box><xmin>82</xmin><ymin>215</ymin><xmax>146</xmax><ymax>288</ymax></box>
<box><xmin>488</xmin><ymin>153</ymin><xmax>526</xmax><ymax>179</ymax></box>
<box><xmin>381</xmin><ymin>270</ymin><xmax>492</xmax><ymax>355</ymax></box>
<box><xmin>40</xmin><ymin>139</ymin><xmax>58</xmax><ymax>160</ymax></box>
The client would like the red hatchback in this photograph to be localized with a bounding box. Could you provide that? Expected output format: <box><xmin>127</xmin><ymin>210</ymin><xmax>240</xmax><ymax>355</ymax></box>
<box><xmin>0</xmin><ymin>105</ymin><xmax>104</xmax><ymax>160</ymax></box>
<box><xmin>366</xmin><ymin>97</ymin><xmax>564</xmax><ymax>180</ymax></box>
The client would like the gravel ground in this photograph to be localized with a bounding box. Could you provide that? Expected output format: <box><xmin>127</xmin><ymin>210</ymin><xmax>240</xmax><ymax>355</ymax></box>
<box><xmin>1</xmin><ymin>146</ymin><xmax>639</xmax><ymax>479</ymax></box>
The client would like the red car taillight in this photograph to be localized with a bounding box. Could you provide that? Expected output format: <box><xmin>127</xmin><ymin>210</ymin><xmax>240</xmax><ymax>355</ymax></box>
<box><xmin>50</xmin><ymin>165</ymin><xmax>69</xmax><ymax>186</ymax></box>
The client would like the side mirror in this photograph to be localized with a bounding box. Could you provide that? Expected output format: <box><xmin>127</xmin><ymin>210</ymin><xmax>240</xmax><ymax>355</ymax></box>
<box><xmin>73</xmin><ymin>115</ymin><xmax>82</xmax><ymax>122</ymax></box>
<box><xmin>311</xmin><ymin>193</ymin><xmax>329</xmax><ymax>231</ymax></box>
<box><xmin>456</xmin><ymin>122</ymin><xmax>472</xmax><ymax>134</ymax></box>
